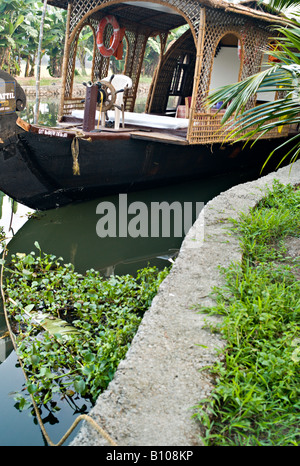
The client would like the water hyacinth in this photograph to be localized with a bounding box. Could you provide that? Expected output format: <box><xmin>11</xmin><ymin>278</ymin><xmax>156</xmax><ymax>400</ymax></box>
<box><xmin>1</xmin><ymin>241</ymin><xmax>169</xmax><ymax>408</ymax></box>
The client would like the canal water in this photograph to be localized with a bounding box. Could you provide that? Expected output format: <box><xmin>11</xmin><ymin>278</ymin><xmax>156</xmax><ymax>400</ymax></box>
<box><xmin>0</xmin><ymin>97</ymin><xmax>265</xmax><ymax>445</ymax></box>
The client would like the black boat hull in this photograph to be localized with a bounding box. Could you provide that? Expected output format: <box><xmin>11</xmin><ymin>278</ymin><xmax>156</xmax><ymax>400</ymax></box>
<box><xmin>0</xmin><ymin>124</ymin><xmax>291</xmax><ymax>210</ymax></box>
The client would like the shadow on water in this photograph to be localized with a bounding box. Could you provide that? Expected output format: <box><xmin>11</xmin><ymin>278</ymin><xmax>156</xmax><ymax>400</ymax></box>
<box><xmin>0</xmin><ymin>165</ymin><xmax>260</xmax><ymax>445</ymax></box>
<box><xmin>5</xmin><ymin>172</ymin><xmax>256</xmax><ymax>275</ymax></box>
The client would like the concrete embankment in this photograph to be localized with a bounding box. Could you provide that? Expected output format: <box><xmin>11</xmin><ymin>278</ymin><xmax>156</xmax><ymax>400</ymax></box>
<box><xmin>71</xmin><ymin>160</ymin><xmax>300</xmax><ymax>446</ymax></box>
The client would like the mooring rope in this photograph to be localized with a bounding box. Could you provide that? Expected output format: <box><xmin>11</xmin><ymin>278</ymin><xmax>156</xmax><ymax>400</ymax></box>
<box><xmin>71</xmin><ymin>131</ymin><xmax>92</xmax><ymax>176</ymax></box>
<box><xmin>71</xmin><ymin>136</ymin><xmax>80</xmax><ymax>176</ymax></box>
<box><xmin>0</xmin><ymin>246</ymin><xmax>117</xmax><ymax>447</ymax></box>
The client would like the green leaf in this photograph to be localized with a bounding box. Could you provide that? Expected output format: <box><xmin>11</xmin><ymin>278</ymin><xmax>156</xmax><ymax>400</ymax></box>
<box><xmin>82</xmin><ymin>365</ymin><xmax>95</xmax><ymax>376</ymax></box>
<box><xmin>22</xmin><ymin>269</ymin><xmax>33</xmax><ymax>279</ymax></box>
<box><xmin>39</xmin><ymin>367</ymin><xmax>55</xmax><ymax>379</ymax></box>
<box><xmin>27</xmin><ymin>384</ymin><xmax>38</xmax><ymax>395</ymax></box>
<box><xmin>34</xmin><ymin>241</ymin><xmax>41</xmax><ymax>250</ymax></box>
<box><xmin>84</xmin><ymin>352</ymin><xmax>95</xmax><ymax>363</ymax></box>
<box><xmin>24</xmin><ymin>304</ymin><xmax>35</xmax><ymax>312</ymax></box>
<box><xmin>31</xmin><ymin>354</ymin><xmax>40</xmax><ymax>366</ymax></box>
<box><xmin>74</xmin><ymin>379</ymin><xmax>86</xmax><ymax>394</ymax></box>
<box><xmin>23</xmin><ymin>254</ymin><xmax>35</xmax><ymax>265</ymax></box>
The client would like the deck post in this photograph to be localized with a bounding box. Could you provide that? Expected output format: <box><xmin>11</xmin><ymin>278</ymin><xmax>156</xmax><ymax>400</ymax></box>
<box><xmin>124</xmin><ymin>30</ymin><xmax>149</xmax><ymax>112</ymax></box>
<box><xmin>145</xmin><ymin>31</ymin><xmax>168</xmax><ymax>114</ymax></box>
<box><xmin>187</xmin><ymin>7</ymin><xmax>206</xmax><ymax>143</ymax></box>
<box><xmin>58</xmin><ymin>0</ymin><xmax>72</xmax><ymax>121</ymax></box>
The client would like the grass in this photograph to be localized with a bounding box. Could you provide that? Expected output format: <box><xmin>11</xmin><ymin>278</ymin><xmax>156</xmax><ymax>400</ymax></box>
<box><xmin>16</xmin><ymin>74</ymin><xmax>153</xmax><ymax>88</ymax></box>
<box><xmin>16</xmin><ymin>76</ymin><xmax>82</xmax><ymax>87</ymax></box>
<box><xmin>16</xmin><ymin>76</ymin><xmax>61</xmax><ymax>87</ymax></box>
<box><xmin>194</xmin><ymin>180</ymin><xmax>300</xmax><ymax>446</ymax></box>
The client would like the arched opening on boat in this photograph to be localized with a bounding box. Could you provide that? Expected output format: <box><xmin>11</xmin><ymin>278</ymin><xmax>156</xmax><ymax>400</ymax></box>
<box><xmin>74</xmin><ymin>24</ymin><xmax>95</xmax><ymax>81</ymax></box>
<box><xmin>134</xmin><ymin>33</ymin><xmax>162</xmax><ymax>113</ymax></box>
<box><xmin>59</xmin><ymin>0</ymin><xmax>197</xmax><ymax>120</ymax></box>
<box><xmin>209</xmin><ymin>33</ymin><xmax>242</xmax><ymax>106</ymax></box>
<box><xmin>109</xmin><ymin>36</ymin><xmax>128</xmax><ymax>76</ymax></box>
<box><xmin>146</xmin><ymin>26</ymin><xmax>196</xmax><ymax>117</ymax></box>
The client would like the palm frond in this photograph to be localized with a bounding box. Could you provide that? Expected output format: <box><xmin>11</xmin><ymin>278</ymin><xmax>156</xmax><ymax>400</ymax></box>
<box><xmin>206</xmin><ymin>16</ymin><xmax>300</xmax><ymax>167</ymax></box>
<box><xmin>261</xmin><ymin>0</ymin><xmax>300</xmax><ymax>13</ymax></box>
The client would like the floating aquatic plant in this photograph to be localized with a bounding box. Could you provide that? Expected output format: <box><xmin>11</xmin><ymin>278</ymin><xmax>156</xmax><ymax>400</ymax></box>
<box><xmin>2</xmin><ymin>241</ymin><xmax>170</xmax><ymax>408</ymax></box>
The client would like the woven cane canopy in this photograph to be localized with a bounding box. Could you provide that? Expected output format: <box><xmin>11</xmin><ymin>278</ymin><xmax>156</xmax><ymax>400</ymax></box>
<box><xmin>48</xmin><ymin>0</ymin><xmax>288</xmax><ymax>27</ymax></box>
<box><xmin>54</xmin><ymin>0</ymin><xmax>290</xmax><ymax>144</ymax></box>
<box><xmin>86</xmin><ymin>3</ymin><xmax>186</xmax><ymax>33</ymax></box>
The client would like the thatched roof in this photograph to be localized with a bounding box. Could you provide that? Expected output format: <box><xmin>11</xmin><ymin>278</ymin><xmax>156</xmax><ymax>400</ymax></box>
<box><xmin>47</xmin><ymin>0</ymin><xmax>289</xmax><ymax>27</ymax></box>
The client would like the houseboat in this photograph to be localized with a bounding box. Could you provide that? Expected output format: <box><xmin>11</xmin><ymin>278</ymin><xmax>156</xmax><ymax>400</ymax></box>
<box><xmin>0</xmin><ymin>0</ymin><xmax>292</xmax><ymax>210</ymax></box>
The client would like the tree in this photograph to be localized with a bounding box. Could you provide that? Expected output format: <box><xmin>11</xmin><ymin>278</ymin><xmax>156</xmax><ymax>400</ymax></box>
<box><xmin>43</xmin><ymin>7</ymin><xmax>66</xmax><ymax>78</ymax></box>
<box><xmin>76</xmin><ymin>27</ymin><xmax>94</xmax><ymax>76</ymax></box>
<box><xmin>0</xmin><ymin>1</ymin><xmax>66</xmax><ymax>78</ymax></box>
<box><xmin>34</xmin><ymin>0</ymin><xmax>48</xmax><ymax>124</ymax></box>
<box><xmin>207</xmin><ymin>0</ymin><xmax>300</xmax><ymax>168</ymax></box>
<box><xmin>20</xmin><ymin>10</ymin><xmax>41</xmax><ymax>77</ymax></box>
<box><xmin>0</xmin><ymin>0</ymin><xmax>38</xmax><ymax>74</ymax></box>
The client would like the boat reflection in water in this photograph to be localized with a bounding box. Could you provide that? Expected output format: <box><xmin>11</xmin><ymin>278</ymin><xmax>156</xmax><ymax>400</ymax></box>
<box><xmin>5</xmin><ymin>172</ymin><xmax>254</xmax><ymax>276</ymax></box>
<box><xmin>0</xmin><ymin>314</ymin><xmax>13</xmax><ymax>364</ymax></box>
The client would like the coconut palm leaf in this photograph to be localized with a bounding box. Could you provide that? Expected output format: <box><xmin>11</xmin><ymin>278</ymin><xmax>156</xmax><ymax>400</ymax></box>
<box><xmin>206</xmin><ymin>18</ymin><xmax>300</xmax><ymax>166</ymax></box>
<box><xmin>12</xmin><ymin>300</ymin><xmax>81</xmax><ymax>342</ymax></box>
<box><xmin>262</xmin><ymin>0</ymin><xmax>300</xmax><ymax>12</ymax></box>
<box><xmin>34</xmin><ymin>313</ymin><xmax>80</xmax><ymax>341</ymax></box>
<box><xmin>208</xmin><ymin>66</ymin><xmax>294</xmax><ymax>121</ymax></box>
<box><xmin>24</xmin><ymin>305</ymin><xmax>80</xmax><ymax>341</ymax></box>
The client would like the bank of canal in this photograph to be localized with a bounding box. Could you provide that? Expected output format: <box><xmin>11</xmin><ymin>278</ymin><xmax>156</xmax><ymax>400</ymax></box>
<box><xmin>69</xmin><ymin>160</ymin><xmax>300</xmax><ymax>447</ymax></box>
<box><xmin>0</xmin><ymin>168</ymin><xmax>263</xmax><ymax>446</ymax></box>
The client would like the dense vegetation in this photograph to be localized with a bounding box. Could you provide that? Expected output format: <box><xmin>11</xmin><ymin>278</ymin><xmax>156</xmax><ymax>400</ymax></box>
<box><xmin>0</xmin><ymin>0</ymin><xmax>187</xmax><ymax>79</ymax></box>
<box><xmin>195</xmin><ymin>181</ymin><xmax>300</xmax><ymax>446</ymax></box>
<box><xmin>0</xmin><ymin>0</ymin><xmax>66</xmax><ymax>77</ymax></box>
<box><xmin>1</xmin><ymin>241</ymin><xmax>169</xmax><ymax>411</ymax></box>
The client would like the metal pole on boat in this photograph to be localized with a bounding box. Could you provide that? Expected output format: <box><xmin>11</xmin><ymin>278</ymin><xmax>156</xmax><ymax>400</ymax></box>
<box><xmin>34</xmin><ymin>0</ymin><xmax>48</xmax><ymax>124</ymax></box>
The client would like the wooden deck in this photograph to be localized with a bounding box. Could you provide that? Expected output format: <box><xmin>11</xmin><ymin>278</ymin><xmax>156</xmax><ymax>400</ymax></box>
<box><xmin>130</xmin><ymin>130</ymin><xmax>188</xmax><ymax>145</ymax></box>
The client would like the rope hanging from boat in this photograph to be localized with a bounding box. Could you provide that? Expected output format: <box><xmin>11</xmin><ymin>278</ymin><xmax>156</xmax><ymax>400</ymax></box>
<box><xmin>71</xmin><ymin>136</ymin><xmax>80</xmax><ymax>175</ymax></box>
<box><xmin>71</xmin><ymin>131</ymin><xmax>92</xmax><ymax>176</ymax></box>
<box><xmin>0</xmin><ymin>246</ymin><xmax>118</xmax><ymax>447</ymax></box>
<box><xmin>96</xmin><ymin>15</ymin><xmax>121</xmax><ymax>57</ymax></box>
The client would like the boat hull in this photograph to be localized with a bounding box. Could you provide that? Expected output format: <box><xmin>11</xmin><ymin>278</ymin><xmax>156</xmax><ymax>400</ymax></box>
<box><xmin>0</xmin><ymin>126</ymin><xmax>291</xmax><ymax>210</ymax></box>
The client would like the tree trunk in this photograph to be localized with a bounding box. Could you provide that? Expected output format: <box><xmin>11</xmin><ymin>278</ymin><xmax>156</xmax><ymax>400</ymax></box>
<box><xmin>34</xmin><ymin>0</ymin><xmax>48</xmax><ymax>124</ymax></box>
<box><xmin>25</xmin><ymin>57</ymin><xmax>30</xmax><ymax>77</ymax></box>
<box><xmin>49</xmin><ymin>55</ymin><xmax>63</xmax><ymax>78</ymax></box>
<box><xmin>29</xmin><ymin>55</ymin><xmax>36</xmax><ymax>77</ymax></box>
<box><xmin>78</xmin><ymin>49</ymin><xmax>86</xmax><ymax>76</ymax></box>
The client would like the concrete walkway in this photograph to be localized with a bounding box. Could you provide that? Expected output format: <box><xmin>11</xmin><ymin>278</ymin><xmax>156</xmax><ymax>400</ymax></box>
<box><xmin>71</xmin><ymin>160</ymin><xmax>300</xmax><ymax>446</ymax></box>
